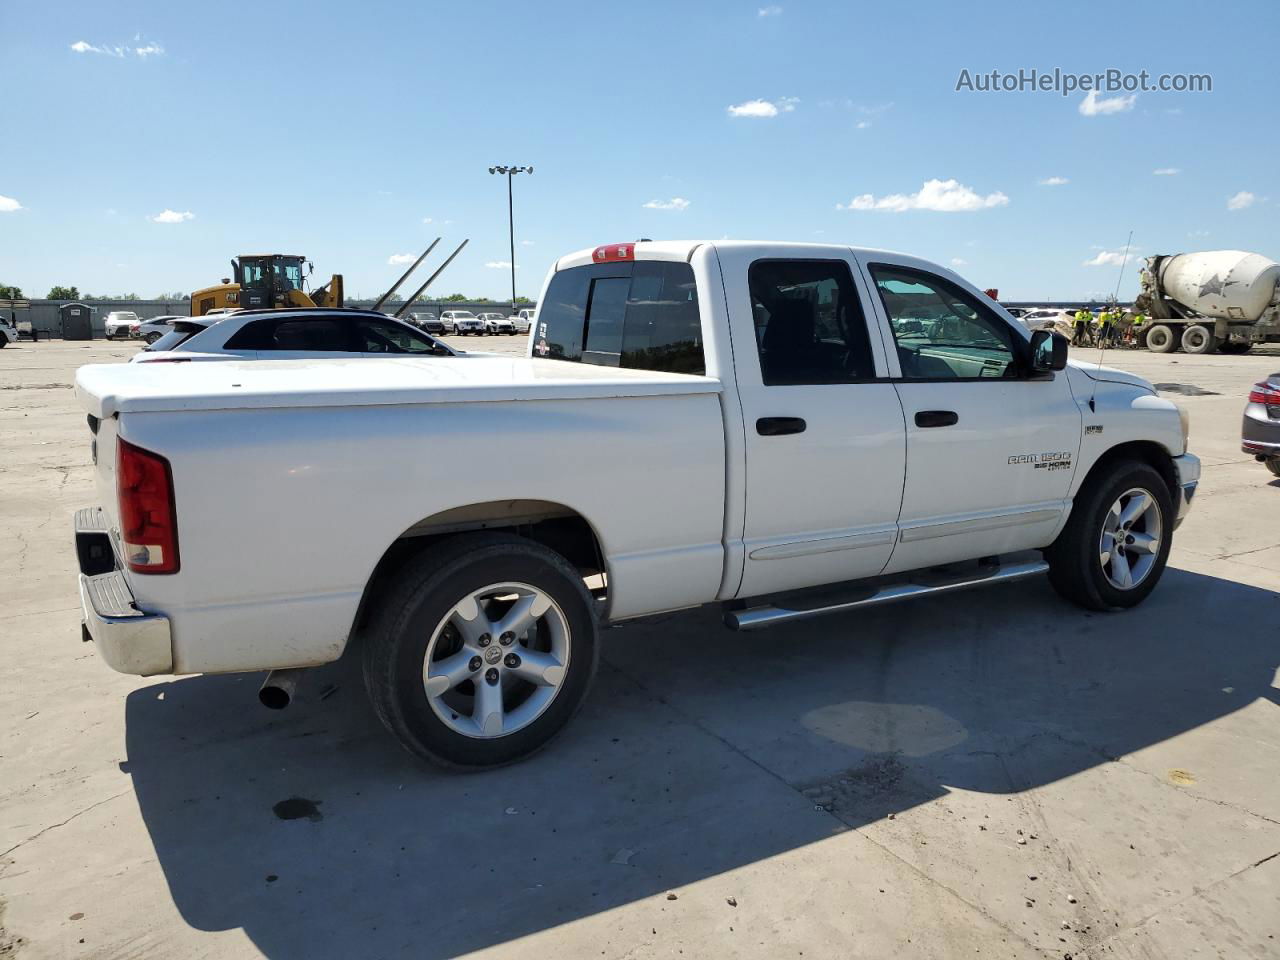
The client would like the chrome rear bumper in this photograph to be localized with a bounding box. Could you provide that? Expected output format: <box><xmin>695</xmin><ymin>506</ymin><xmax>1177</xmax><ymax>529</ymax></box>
<box><xmin>75</xmin><ymin>508</ymin><xmax>173</xmax><ymax>676</ymax></box>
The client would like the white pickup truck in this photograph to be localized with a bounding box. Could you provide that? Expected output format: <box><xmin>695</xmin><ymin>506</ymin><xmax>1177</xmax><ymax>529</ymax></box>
<box><xmin>73</xmin><ymin>241</ymin><xmax>1199</xmax><ymax>767</ymax></box>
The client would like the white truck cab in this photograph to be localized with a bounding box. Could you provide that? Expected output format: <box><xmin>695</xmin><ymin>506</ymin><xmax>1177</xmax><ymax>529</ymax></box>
<box><xmin>73</xmin><ymin>240</ymin><xmax>1198</xmax><ymax>768</ymax></box>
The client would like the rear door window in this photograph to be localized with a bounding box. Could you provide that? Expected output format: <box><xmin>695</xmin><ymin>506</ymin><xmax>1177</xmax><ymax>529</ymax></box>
<box><xmin>535</xmin><ymin>261</ymin><xmax>704</xmax><ymax>374</ymax></box>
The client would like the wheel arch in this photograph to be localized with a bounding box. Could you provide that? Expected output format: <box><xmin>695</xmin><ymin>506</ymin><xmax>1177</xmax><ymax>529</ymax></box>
<box><xmin>1075</xmin><ymin>440</ymin><xmax>1179</xmax><ymax>504</ymax></box>
<box><xmin>347</xmin><ymin>500</ymin><xmax>608</xmax><ymax>646</ymax></box>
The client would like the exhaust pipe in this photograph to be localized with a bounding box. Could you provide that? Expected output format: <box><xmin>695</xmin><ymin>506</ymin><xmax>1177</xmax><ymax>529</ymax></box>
<box><xmin>259</xmin><ymin>668</ymin><xmax>308</xmax><ymax>710</ymax></box>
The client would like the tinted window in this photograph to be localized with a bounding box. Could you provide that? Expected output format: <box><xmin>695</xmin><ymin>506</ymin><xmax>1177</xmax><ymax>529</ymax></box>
<box><xmin>536</xmin><ymin>261</ymin><xmax>704</xmax><ymax>375</ymax></box>
<box><xmin>748</xmin><ymin>260</ymin><xmax>875</xmax><ymax>385</ymax></box>
<box><xmin>226</xmin><ymin>317</ymin><xmax>352</xmax><ymax>351</ymax></box>
<box><xmin>582</xmin><ymin>277</ymin><xmax>629</xmax><ymax>364</ymax></box>
<box><xmin>356</xmin><ymin>318</ymin><xmax>440</xmax><ymax>354</ymax></box>
<box><xmin>870</xmin><ymin>265</ymin><xmax>1018</xmax><ymax>380</ymax></box>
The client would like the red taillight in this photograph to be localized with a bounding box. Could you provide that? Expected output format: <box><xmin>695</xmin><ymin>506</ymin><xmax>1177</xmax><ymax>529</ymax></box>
<box><xmin>117</xmin><ymin>438</ymin><xmax>179</xmax><ymax>574</ymax></box>
<box><xmin>1248</xmin><ymin>381</ymin><xmax>1280</xmax><ymax>405</ymax></box>
<box><xmin>592</xmin><ymin>242</ymin><xmax>636</xmax><ymax>263</ymax></box>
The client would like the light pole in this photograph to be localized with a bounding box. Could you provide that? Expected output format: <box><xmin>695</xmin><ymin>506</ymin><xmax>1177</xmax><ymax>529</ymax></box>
<box><xmin>488</xmin><ymin>165</ymin><xmax>532</xmax><ymax>311</ymax></box>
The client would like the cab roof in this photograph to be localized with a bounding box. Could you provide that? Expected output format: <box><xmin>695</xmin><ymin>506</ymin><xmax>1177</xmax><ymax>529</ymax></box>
<box><xmin>554</xmin><ymin>240</ymin><xmax>919</xmax><ymax>271</ymax></box>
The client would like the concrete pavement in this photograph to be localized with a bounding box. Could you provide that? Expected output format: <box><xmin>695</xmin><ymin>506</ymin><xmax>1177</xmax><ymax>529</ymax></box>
<box><xmin>1</xmin><ymin>339</ymin><xmax>1277</xmax><ymax>959</ymax></box>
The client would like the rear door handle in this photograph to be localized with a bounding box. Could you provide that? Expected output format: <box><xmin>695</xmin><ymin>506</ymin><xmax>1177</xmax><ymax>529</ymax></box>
<box><xmin>756</xmin><ymin>416</ymin><xmax>807</xmax><ymax>436</ymax></box>
<box><xmin>914</xmin><ymin>410</ymin><xmax>959</xmax><ymax>428</ymax></box>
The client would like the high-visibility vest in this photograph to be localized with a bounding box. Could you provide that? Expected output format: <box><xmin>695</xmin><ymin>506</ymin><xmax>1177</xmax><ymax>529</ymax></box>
<box><xmin>1133</xmin><ymin>314</ymin><xmax>1147</xmax><ymax>325</ymax></box>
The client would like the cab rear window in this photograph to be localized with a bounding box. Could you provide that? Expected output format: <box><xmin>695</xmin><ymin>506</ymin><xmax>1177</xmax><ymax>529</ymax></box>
<box><xmin>534</xmin><ymin>261</ymin><xmax>704</xmax><ymax>375</ymax></box>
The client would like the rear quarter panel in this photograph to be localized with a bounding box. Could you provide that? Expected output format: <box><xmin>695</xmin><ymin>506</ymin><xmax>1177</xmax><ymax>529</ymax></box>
<box><xmin>116</xmin><ymin>392</ymin><xmax>726</xmax><ymax>674</ymax></box>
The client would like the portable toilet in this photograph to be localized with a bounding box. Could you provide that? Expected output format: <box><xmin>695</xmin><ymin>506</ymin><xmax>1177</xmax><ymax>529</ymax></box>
<box><xmin>61</xmin><ymin>302</ymin><xmax>93</xmax><ymax>340</ymax></box>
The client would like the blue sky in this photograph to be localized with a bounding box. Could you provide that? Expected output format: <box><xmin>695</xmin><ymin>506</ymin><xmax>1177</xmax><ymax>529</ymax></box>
<box><xmin>2</xmin><ymin>0</ymin><xmax>1276</xmax><ymax>302</ymax></box>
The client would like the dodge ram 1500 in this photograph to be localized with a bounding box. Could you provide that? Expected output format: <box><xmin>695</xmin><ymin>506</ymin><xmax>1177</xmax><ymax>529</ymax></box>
<box><xmin>73</xmin><ymin>241</ymin><xmax>1199</xmax><ymax>767</ymax></box>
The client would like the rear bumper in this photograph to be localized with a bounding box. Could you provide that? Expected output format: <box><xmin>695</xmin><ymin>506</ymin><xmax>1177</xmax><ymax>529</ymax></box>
<box><xmin>74</xmin><ymin>508</ymin><xmax>173</xmax><ymax>676</ymax></box>
<box><xmin>1172</xmin><ymin>453</ymin><xmax>1200</xmax><ymax>529</ymax></box>
<box><xmin>1242</xmin><ymin>409</ymin><xmax>1280</xmax><ymax>456</ymax></box>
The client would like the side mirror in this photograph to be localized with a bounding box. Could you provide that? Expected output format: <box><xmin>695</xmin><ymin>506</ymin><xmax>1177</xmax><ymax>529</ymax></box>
<box><xmin>1030</xmin><ymin>329</ymin><xmax>1069</xmax><ymax>372</ymax></box>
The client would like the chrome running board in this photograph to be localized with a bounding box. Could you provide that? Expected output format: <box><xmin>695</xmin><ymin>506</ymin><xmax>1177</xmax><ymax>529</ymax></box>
<box><xmin>724</xmin><ymin>560</ymin><xmax>1050</xmax><ymax>631</ymax></box>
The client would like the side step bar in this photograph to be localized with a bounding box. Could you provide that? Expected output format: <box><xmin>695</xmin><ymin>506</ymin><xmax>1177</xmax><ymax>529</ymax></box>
<box><xmin>724</xmin><ymin>560</ymin><xmax>1049</xmax><ymax>631</ymax></box>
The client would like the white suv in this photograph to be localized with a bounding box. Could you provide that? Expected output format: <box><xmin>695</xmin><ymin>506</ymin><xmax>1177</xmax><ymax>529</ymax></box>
<box><xmin>103</xmin><ymin>311</ymin><xmax>141</xmax><ymax>340</ymax></box>
<box><xmin>443</xmin><ymin>310</ymin><xmax>485</xmax><ymax>335</ymax></box>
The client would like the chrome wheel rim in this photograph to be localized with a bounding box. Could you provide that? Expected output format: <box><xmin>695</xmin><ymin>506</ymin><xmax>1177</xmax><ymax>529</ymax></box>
<box><xmin>1098</xmin><ymin>487</ymin><xmax>1163</xmax><ymax>590</ymax></box>
<box><xmin>423</xmin><ymin>582</ymin><xmax>570</xmax><ymax>739</ymax></box>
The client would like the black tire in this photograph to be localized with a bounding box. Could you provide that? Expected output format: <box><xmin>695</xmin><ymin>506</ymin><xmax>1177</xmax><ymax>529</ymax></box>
<box><xmin>1180</xmin><ymin>324</ymin><xmax>1216</xmax><ymax>355</ymax></box>
<box><xmin>361</xmin><ymin>533</ymin><xmax>599</xmax><ymax>768</ymax></box>
<box><xmin>1144</xmin><ymin>324</ymin><xmax>1176</xmax><ymax>354</ymax></box>
<box><xmin>145</xmin><ymin>333</ymin><xmax>162</xmax><ymax>344</ymax></box>
<box><xmin>1266</xmin><ymin>458</ymin><xmax>1280</xmax><ymax>479</ymax></box>
<box><xmin>1045</xmin><ymin>460</ymin><xmax>1174</xmax><ymax>611</ymax></box>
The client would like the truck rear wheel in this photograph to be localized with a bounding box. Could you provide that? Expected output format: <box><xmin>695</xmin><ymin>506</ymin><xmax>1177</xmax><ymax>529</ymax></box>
<box><xmin>1266</xmin><ymin>458</ymin><xmax>1280</xmax><ymax>478</ymax></box>
<box><xmin>361</xmin><ymin>533</ymin><xmax>599</xmax><ymax>768</ymax></box>
<box><xmin>1144</xmin><ymin>324</ymin><xmax>1176</xmax><ymax>353</ymax></box>
<box><xmin>1046</xmin><ymin>460</ymin><xmax>1173</xmax><ymax>611</ymax></box>
<box><xmin>1180</xmin><ymin>325</ymin><xmax>1216</xmax><ymax>354</ymax></box>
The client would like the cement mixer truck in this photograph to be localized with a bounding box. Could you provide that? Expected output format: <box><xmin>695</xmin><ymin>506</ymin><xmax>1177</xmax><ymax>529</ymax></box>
<box><xmin>1133</xmin><ymin>250</ymin><xmax>1280</xmax><ymax>355</ymax></box>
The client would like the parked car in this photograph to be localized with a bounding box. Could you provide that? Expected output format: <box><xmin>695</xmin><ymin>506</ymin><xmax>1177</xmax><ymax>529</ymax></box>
<box><xmin>103</xmin><ymin>311</ymin><xmax>142</xmax><ymax>340</ymax></box>
<box><xmin>1242</xmin><ymin>372</ymin><xmax>1280</xmax><ymax>477</ymax></box>
<box><xmin>0</xmin><ymin>315</ymin><xmax>17</xmax><ymax>347</ymax></box>
<box><xmin>73</xmin><ymin>240</ymin><xmax>1198</xmax><ymax>769</ymax></box>
<box><xmin>479</xmin><ymin>312</ymin><xmax>515</xmax><ymax>335</ymax></box>
<box><xmin>444</xmin><ymin>310</ymin><xmax>485</xmax><ymax>335</ymax></box>
<box><xmin>135</xmin><ymin>315</ymin><xmax>186</xmax><ymax>344</ymax></box>
<box><xmin>512</xmin><ymin>308</ymin><xmax>536</xmax><ymax>333</ymax></box>
<box><xmin>407</xmin><ymin>312</ymin><xmax>444</xmax><ymax>334</ymax></box>
<box><xmin>132</xmin><ymin>308</ymin><xmax>454</xmax><ymax>363</ymax></box>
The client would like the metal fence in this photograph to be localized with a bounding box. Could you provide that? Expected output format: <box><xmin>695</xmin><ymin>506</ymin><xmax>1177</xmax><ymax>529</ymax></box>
<box><xmin>6</xmin><ymin>300</ymin><xmax>537</xmax><ymax>337</ymax></box>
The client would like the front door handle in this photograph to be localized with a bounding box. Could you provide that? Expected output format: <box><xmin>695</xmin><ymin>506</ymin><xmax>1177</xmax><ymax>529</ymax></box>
<box><xmin>756</xmin><ymin>416</ymin><xmax>807</xmax><ymax>436</ymax></box>
<box><xmin>914</xmin><ymin>410</ymin><xmax>959</xmax><ymax>428</ymax></box>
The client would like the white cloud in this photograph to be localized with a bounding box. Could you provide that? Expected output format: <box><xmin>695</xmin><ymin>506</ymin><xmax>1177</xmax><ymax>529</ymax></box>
<box><xmin>837</xmin><ymin>178</ymin><xmax>1009</xmax><ymax>213</ymax></box>
<box><xmin>856</xmin><ymin>120</ymin><xmax>872</xmax><ymax>130</ymax></box>
<box><xmin>1038</xmin><ymin>176</ymin><xmax>1069</xmax><ymax>186</ymax></box>
<box><xmin>421</xmin><ymin>217</ymin><xmax>433</xmax><ymax>223</ymax></box>
<box><xmin>520</xmin><ymin>240</ymin><xmax>535</xmax><ymax>246</ymax></box>
<box><xmin>0</xmin><ymin>194</ymin><xmax>22</xmax><ymax>213</ymax></box>
<box><xmin>388</xmin><ymin>253</ymin><xmax>417</xmax><ymax>265</ymax></box>
<box><xmin>485</xmin><ymin>261</ymin><xmax>518</xmax><ymax>269</ymax></box>
<box><xmin>643</xmin><ymin>197</ymin><xmax>690</xmax><ymax>211</ymax></box>
<box><xmin>1227</xmin><ymin>190</ymin><xmax>1256</xmax><ymax>211</ymax></box>
<box><xmin>1083</xmin><ymin>250</ymin><xmax>1131</xmax><ymax>267</ymax></box>
<box><xmin>70</xmin><ymin>38</ymin><xmax>164</xmax><ymax>58</ymax></box>
<box><xmin>950</xmin><ymin>258</ymin><xmax>968</xmax><ymax>266</ymax></box>
<box><xmin>758</xmin><ymin>5</ymin><xmax>782</xmax><ymax>15</ymax></box>
<box><xmin>149</xmin><ymin>209</ymin><xmax>193</xmax><ymax>223</ymax></box>
<box><xmin>1079</xmin><ymin>90</ymin><xmax>1137</xmax><ymax>116</ymax></box>
<box><xmin>1152</xmin><ymin>168</ymin><xmax>1180</xmax><ymax>176</ymax></box>
<box><xmin>727</xmin><ymin>97</ymin><xmax>797</xmax><ymax>118</ymax></box>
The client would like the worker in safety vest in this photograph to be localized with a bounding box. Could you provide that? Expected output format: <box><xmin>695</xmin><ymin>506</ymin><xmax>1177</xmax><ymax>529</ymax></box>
<box><xmin>1129</xmin><ymin>313</ymin><xmax>1148</xmax><ymax>346</ymax></box>
<box><xmin>1073</xmin><ymin>308</ymin><xmax>1092</xmax><ymax>346</ymax></box>
<box><xmin>1098</xmin><ymin>308</ymin><xmax>1114</xmax><ymax>349</ymax></box>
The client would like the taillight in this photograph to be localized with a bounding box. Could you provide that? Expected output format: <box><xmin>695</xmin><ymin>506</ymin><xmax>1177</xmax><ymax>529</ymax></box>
<box><xmin>117</xmin><ymin>438</ymin><xmax>179</xmax><ymax>574</ymax></box>
<box><xmin>1247</xmin><ymin>380</ymin><xmax>1280</xmax><ymax>405</ymax></box>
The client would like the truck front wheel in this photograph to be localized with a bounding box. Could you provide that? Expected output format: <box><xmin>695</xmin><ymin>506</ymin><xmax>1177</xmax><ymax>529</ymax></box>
<box><xmin>1046</xmin><ymin>461</ymin><xmax>1174</xmax><ymax>611</ymax></box>
<box><xmin>361</xmin><ymin>533</ymin><xmax>599</xmax><ymax>768</ymax></box>
<box><xmin>1144</xmin><ymin>324</ymin><xmax>1176</xmax><ymax>353</ymax></box>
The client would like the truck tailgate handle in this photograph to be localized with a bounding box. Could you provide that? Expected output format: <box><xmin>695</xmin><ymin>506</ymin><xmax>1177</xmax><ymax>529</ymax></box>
<box><xmin>914</xmin><ymin>410</ymin><xmax>959</xmax><ymax>428</ymax></box>
<box><xmin>756</xmin><ymin>416</ymin><xmax>807</xmax><ymax>436</ymax></box>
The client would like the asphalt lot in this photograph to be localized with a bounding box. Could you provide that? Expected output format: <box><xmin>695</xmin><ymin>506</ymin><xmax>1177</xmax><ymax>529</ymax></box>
<box><xmin>1</xmin><ymin>337</ymin><xmax>1278</xmax><ymax>959</ymax></box>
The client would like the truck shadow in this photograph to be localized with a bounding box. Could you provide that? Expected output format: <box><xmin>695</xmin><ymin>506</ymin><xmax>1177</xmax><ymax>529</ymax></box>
<box><xmin>123</xmin><ymin>567</ymin><xmax>1279</xmax><ymax>959</ymax></box>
